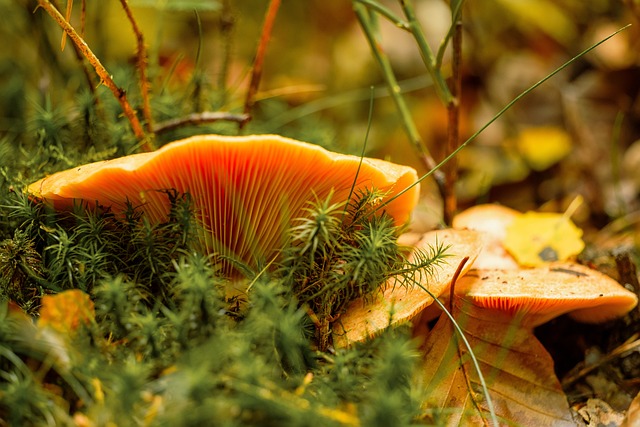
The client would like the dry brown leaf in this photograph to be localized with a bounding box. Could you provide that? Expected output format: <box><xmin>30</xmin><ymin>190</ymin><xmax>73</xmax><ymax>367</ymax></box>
<box><xmin>332</xmin><ymin>229</ymin><xmax>483</xmax><ymax>348</ymax></box>
<box><xmin>418</xmin><ymin>296</ymin><xmax>576</xmax><ymax>426</ymax></box>
<box><xmin>575</xmin><ymin>399</ymin><xmax>625</xmax><ymax>427</ymax></box>
<box><xmin>622</xmin><ymin>392</ymin><xmax>640</xmax><ymax>427</ymax></box>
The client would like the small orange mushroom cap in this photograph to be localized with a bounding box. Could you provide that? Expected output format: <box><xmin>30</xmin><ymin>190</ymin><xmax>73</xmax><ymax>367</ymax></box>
<box><xmin>333</xmin><ymin>228</ymin><xmax>484</xmax><ymax>347</ymax></box>
<box><xmin>28</xmin><ymin>134</ymin><xmax>420</xmax><ymax>272</ymax></box>
<box><xmin>456</xmin><ymin>262</ymin><xmax>638</xmax><ymax>327</ymax></box>
<box><xmin>453</xmin><ymin>204</ymin><xmax>520</xmax><ymax>269</ymax></box>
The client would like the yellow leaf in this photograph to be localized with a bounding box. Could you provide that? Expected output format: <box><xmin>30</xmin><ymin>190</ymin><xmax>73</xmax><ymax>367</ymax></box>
<box><xmin>495</xmin><ymin>0</ymin><xmax>577</xmax><ymax>45</ymax></box>
<box><xmin>39</xmin><ymin>289</ymin><xmax>95</xmax><ymax>336</ymax></box>
<box><xmin>515</xmin><ymin>126</ymin><xmax>572</xmax><ymax>171</ymax></box>
<box><xmin>503</xmin><ymin>211</ymin><xmax>585</xmax><ymax>267</ymax></box>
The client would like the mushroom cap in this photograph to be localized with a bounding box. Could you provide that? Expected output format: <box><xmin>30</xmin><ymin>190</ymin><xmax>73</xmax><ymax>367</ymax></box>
<box><xmin>333</xmin><ymin>228</ymin><xmax>484</xmax><ymax>347</ymax></box>
<box><xmin>28</xmin><ymin>134</ymin><xmax>419</xmax><ymax>272</ymax></box>
<box><xmin>452</xmin><ymin>204</ymin><xmax>520</xmax><ymax>241</ymax></box>
<box><xmin>456</xmin><ymin>262</ymin><xmax>638</xmax><ymax>327</ymax></box>
<box><xmin>453</xmin><ymin>204</ymin><xmax>520</xmax><ymax>269</ymax></box>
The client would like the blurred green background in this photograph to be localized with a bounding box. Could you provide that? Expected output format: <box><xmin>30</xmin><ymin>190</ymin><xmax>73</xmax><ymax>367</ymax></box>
<box><xmin>1</xmin><ymin>0</ymin><xmax>639</xmax><ymax>227</ymax></box>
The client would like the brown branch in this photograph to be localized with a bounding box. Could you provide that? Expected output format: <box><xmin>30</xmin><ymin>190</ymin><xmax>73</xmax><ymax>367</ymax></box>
<box><xmin>444</xmin><ymin>14</ymin><xmax>463</xmax><ymax>226</ymax></box>
<box><xmin>119</xmin><ymin>0</ymin><xmax>154</xmax><ymax>134</ymax></box>
<box><xmin>153</xmin><ymin>111</ymin><xmax>250</xmax><ymax>134</ymax></box>
<box><xmin>218</xmin><ymin>0</ymin><xmax>235</xmax><ymax>105</ymax></box>
<box><xmin>80</xmin><ymin>0</ymin><xmax>86</xmax><ymax>36</ymax></box>
<box><xmin>240</xmin><ymin>0</ymin><xmax>281</xmax><ymax>129</ymax></box>
<box><xmin>36</xmin><ymin>0</ymin><xmax>153</xmax><ymax>151</ymax></box>
<box><xmin>60</xmin><ymin>0</ymin><xmax>72</xmax><ymax>50</ymax></box>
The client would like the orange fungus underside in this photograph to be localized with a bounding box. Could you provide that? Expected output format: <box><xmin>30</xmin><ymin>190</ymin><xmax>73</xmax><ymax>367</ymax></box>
<box><xmin>28</xmin><ymin>134</ymin><xmax>420</xmax><ymax>272</ymax></box>
<box><xmin>456</xmin><ymin>262</ymin><xmax>638</xmax><ymax>327</ymax></box>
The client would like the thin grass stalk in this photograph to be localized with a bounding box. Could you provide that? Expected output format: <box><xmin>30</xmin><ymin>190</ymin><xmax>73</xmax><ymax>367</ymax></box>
<box><xmin>354</xmin><ymin>0</ymin><xmax>410</xmax><ymax>29</ymax></box>
<box><xmin>399</xmin><ymin>0</ymin><xmax>453</xmax><ymax>106</ymax></box>
<box><xmin>60</xmin><ymin>0</ymin><xmax>73</xmax><ymax>50</ymax></box>
<box><xmin>241</xmin><ymin>0</ymin><xmax>281</xmax><ymax>130</ymax></box>
<box><xmin>372</xmin><ymin>24</ymin><xmax>631</xmax><ymax>218</ymax></box>
<box><xmin>119</xmin><ymin>0</ymin><xmax>154</xmax><ymax>136</ymax></box>
<box><xmin>444</xmin><ymin>8</ymin><xmax>463</xmax><ymax>225</ymax></box>
<box><xmin>353</xmin><ymin>3</ymin><xmax>445</xmax><ymax>192</ymax></box>
<box><xmin>218</xmin><ymin>0</ymin><xmax>235</xmax><ymax>106</ymax></box>
<box><xmin>153</xmin><ymin>111</ymin><xmax>249</xmax><ymax>134</ymax></box>
<box><xmin>36</xmin><ymin>0</ymin><xmax>152</xmax><ymax>151</ymax></box>
<box><xmin>50</xmin><ymin>0</ymin><xmax>95</xmax><ymax>96</ymax></box>
<box><xmin>342</xmin><ymin>87</ymin><xmax>374</xmax><ymax>223</ymax></box>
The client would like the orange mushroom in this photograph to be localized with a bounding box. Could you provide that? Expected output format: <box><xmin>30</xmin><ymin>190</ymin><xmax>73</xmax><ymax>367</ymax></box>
<box><xmin>457</xmin><ymin>262</ymin><xmax>638</xmax><ymax>327</ymax></box>
<box><xmin>332</xmin><ymin>228</ymin><xmax>485</xmax><ymax>348</ymax></box>
<box><xmin>28</xmin><ymin>134</ymin><xmax>419</xmax><ymax>274</ymax></box>
<box><xmin>419</xmin><ymin>262</ymin><xmax>638</xmax><ymax>425</ymax></box>
<box><xmin>419</xmin><ymin>203</ymin><xmax>638</xmax><ymax>425</ymax></box>
<box><xmin>452</xmin><ymin>203</ymin><xmax>520</xmax><ymax>269</ymax></box>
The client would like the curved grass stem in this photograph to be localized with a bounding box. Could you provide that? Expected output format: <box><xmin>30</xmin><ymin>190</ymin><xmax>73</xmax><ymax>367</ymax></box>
<box><xmin>353</xmin><ymin>4</ymin><xmax>445</xmax><ymax>191</ymax></box>
<box><xmin>241</xmin><ymin>0</ymin><xmax>281</xmax><ymax>130</ymax></box>
<box><xmin>372</xmin><ymin>24</ymin><xmax>632</xmax><ymax>219</ymax></box>
<box><xmin>119</xmin><ymin>0</ymin><xmax>154</xmax><ymax>135</ymax></box>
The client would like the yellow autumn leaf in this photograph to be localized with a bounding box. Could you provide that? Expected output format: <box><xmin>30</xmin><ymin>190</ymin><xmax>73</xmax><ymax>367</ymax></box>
<box><xmin>516</xmin><ymin>126</ymin><xmax>572</xmax><ymax>171</ymax></box>
<box><xmin>503</xmin><ymin>211</ymin><xmax>585</xmax><ymax>267</ymax></box>
<box><xmin>495</xmin><ymin>0</ymin><xmax>577</xmax><ymax>45</ymax></box>
<box><xmin>39</xmin><ymin>289</ymin><xmax>95</xmax><ymax>336</ymax></box>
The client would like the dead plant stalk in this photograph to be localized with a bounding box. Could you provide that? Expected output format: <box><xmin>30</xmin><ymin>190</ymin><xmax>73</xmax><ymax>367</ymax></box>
<box><xmin>36</xmin><ymin>0</ymin><xmax>153</xmax><ymax>151</ymax></box>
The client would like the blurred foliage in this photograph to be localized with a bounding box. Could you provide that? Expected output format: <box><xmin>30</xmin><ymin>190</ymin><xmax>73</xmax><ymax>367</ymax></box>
<box><xmin>0</xmin><ymin>0</ymin><xmax>639</xmax><ymax>425</ymax></box>
<box><xmin>1</xmin><ymin>0</ymin><xmax>638</xmax><ymax>221</ymax></box>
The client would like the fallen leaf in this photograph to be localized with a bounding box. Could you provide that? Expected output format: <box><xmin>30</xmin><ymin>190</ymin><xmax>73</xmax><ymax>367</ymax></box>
<box><xmin>515</xmin><ymin>126</ymin><xmax>573</xmax><ymax>171</ymax></box>
<box><xmin>417</xmin><ymin>295</ymin><xmax>576</xmax><ymax>426</ymax></box>
<box><xmin>575</xmin><ymin>399</ymin><xmax>625</xmax><ymax>427</ymax></box>
<box><xmin>39</xmin><ymin>289</ymin><xmax>95</xmax><ymax>336</ymax></box>
<box><xmin>495</xmin><ymin>0</ymin><xmax>577</xmax><ymax>46</ymax></box>
<box><xmin>622</xmin><ymin>391</ymin><xmax>640</xmax><ymax>427</ymax></box>
<box><xmin>503</xmin><ymin>211</ymin><xmax>585</xmax><ymax>267</ymax></box>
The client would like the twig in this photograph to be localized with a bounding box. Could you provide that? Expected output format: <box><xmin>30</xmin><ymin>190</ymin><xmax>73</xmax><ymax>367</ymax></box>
<box><xmin>448</xmin><ymin>256</ymin><xmax>468</xmax><ymax>314</ymax></box>
<box><xmin>435</xmin><ymin>0</ymin><xmax>464</xmax><ymax>70</ymax></box>
<box><xmin>119</xmin><ymin>0</ymin><xmax>154</xmax><ymax>135</ymax></box>
<box><xmin>561</xmin><ymin>335</ymin><xmax>640</xmax><ymax>388</ymax></box>
<box><xmin>240</xmin><ymin>0</ymin><xmax>281</xmax><ymax>129</ymax></box>
<box><xmin>372</xmin><ymin>24</ymin><xmax>631</xmax><ymax>218</ymax></box>
<box><xmin>36</xmin><ymin>0</ymin><xmax>153</xmax><ymax>151</ymax></box>
<box><xmin>80</xmin><ymin>0</ymin><xmax>86</xmax><ymax>36</ymax></box>
<box><xmin>444</xmin><ymin>8</ymin><xmax>463</xmax><ymax>225</ymax></box>
<box><xmin>153</xmin><ymin>111</ymin><xmax>249</xmax><ymax>134</ymax></box>
<box><xmin>60</xmin><ymin>0</ymin><xmax>72</xmax><ymax>51</ymax></box>
<box><xmin>353</xmin><ymin>0</ymin><xmax>410</xmax><ymax>30</ymax></box>
<box><xmin>218</xmin><ymin>0</ymin><xmax>235</xmax><ymax>105</ymax></box>
<box><xmin>353</xmin><ymin>4</ymin><xmax>445</xmax><ymax>191</ymax></box>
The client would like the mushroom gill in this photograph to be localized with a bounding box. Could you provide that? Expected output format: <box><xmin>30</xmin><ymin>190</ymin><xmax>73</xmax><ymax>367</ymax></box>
<box><xmin>28</xmin><ymin>134</ymin><xmax>420</xmax><ymax>274</ymax></box>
